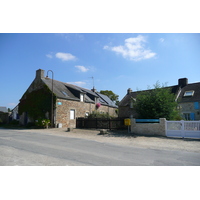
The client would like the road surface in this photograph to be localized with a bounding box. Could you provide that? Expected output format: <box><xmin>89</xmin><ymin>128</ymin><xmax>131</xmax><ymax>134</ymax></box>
<box><xmin>0</xmin><ymin>128</ymin><xmax>200</xmax><ymax>166</ymax></box>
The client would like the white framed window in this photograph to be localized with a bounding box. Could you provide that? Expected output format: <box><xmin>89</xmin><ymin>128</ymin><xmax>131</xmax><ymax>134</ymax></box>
<box><xmin>62</xmin><ymin>91</ymin><xmax>68</xmax><ymax>96</ymax></box>
<box><xmin>184</xmin><ymin>91</ymin><xmax>194</xmax><ymax>97</ymax></box>
<box><xmin>80</xmin><ymin>94</ymin><xmax>84</xmax><ymax>102</ymax></box>
<box><xmin>70</xmin><ymin>109</ymin><xmax>75</xmax><ymax>119</ymax></box>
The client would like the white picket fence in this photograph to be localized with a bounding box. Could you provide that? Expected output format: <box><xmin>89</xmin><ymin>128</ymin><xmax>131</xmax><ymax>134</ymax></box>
<box><xmin>166</xmin><ymin>120</ymin><xmax>200</xmax><ymax>139</ymax></box>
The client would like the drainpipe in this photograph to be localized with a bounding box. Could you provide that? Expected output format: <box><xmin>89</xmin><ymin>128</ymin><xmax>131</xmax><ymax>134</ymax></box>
<box><xmin>175</xmin><ymin>87</ymin><xmax>182</xmax><ymax>102</ymax></box>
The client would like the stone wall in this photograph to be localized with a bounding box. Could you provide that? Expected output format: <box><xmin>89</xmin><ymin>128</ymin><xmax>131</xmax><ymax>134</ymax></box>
<box><xmin>130</xmin><ymin>118</ymin><xmax>166</xmax><ymax>136</ymax></box>
<box><xmin>118</xmin><ymin>106</ymin><xmax>138</xmax><ymax>118</ymax></box>
<box><xmin>179</xmin><ymin>102</ymin><xmax>200</xmax><ymax>120</ymax></box>
<box><xmin>55</xmin><ymin>98</ymin><xmax>117</xmax><ymax>128</ymax></box>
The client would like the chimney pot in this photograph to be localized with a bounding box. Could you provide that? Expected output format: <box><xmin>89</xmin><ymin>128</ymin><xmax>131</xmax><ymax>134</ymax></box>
<box><xmin>178</xmin><ymin>78</ymin><xmax>188</xmax><ymax>88</ymax></box>
<box><xmin>91</xmin><ymin>87</ymin><xmax>97</xmax><ymax>92</ymax></box>
<box><xmin>36</xmin><ymin>69</ymin><xmax>44</xmax><ymax>79</ymax></box>
<box><xmin>127</xmin><ymin>88</ymin><xmax>132</xmax><ymax>94</ymax></box>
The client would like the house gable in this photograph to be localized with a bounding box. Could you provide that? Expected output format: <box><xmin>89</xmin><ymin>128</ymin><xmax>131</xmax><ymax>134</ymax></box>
<box><xmin>18</xmin><ymin>69</ymin><xmax>118</xmax><ymax>127</ymax></box>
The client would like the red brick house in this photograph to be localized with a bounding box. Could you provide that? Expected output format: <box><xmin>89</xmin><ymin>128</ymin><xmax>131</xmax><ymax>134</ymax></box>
<box><xmin>19</xmin><ymin>69</ymin><xmax>118</xmax><ymax>128</ymax></box>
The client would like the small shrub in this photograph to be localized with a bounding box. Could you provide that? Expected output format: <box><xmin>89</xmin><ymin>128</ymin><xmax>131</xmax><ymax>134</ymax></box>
<box><xmin>88</xmin><ymin>111</ymin><xmax>113</xmax><ymax>119</ymax></box>
<box><xmin>35</xmin><ymin>119</ymin><xmax>51</xmax><ymax>128</ymax></box>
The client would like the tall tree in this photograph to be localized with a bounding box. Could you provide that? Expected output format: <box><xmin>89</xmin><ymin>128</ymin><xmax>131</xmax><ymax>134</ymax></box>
<box><xmin>134</xmin><ymin>82</ymin><xmax>181</xmax><ymax>120</ymax></box>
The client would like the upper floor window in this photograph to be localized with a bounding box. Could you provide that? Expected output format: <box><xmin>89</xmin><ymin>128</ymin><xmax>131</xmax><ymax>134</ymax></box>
<box><xmin>184</xmin><ymin>91</ymin><xmax>194</xmax><ymax>97</ymax></box>
<box><xmin>62</xmin><ymin>91</ymin><xmax>68</xmax><ymax>96</ymax></box>
<box><xmin>95</xmin><ymin>97</ymin><xmax>100</xmax><ymax>104</ymax></box>
<box><xmin>80</xmin><ymin>94</ymin><xmax>84</xmax><ymax>102</ymax></box>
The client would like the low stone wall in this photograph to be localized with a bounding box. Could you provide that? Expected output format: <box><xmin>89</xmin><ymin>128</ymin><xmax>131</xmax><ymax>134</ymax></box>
<box><xmin>130</xmin><ymin>118</ymin><xmax>166</xmax><ymax>136</ymax></box>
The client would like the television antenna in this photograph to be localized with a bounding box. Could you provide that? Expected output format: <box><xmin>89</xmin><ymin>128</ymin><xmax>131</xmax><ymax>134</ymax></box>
<box><xmin>89</xmin><ymin>76</ymin><xmax>95</xmax><ymax>89</ymax></box>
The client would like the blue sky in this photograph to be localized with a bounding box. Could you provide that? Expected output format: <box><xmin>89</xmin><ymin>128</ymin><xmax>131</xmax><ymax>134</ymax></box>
<box><xmin>1</xmin><ymin>33</ymin><xmax>200</xmax><ymax>109</ymax></box>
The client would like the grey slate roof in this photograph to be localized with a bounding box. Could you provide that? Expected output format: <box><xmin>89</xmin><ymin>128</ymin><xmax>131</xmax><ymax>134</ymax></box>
<box><xmin>177</xmin><ymin>82</ymin><xmax>200</xmax><ymax>103</ymax></box>
<box><xmin>42</xmin><ymin>78</ymin><xmax>79</xmax><ymax>101</ymax></box>
<box><xmin>42</xmin><ymin>77</ymin><xmax>117</xmax><ymax>108</ymax></box>
<box><xmin>96</xmin><ymin>93</ymin><xmax>117</xmax><ymax>107</ymax></box>
<box><xmin>119</xmin><ymin>80</ymin><xmax>200</xmax><ymax>107</ymax></box>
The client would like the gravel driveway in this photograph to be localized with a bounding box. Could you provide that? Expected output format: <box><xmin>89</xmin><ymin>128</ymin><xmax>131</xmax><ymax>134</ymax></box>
<box><xmin>22</xmin><ymin>128</ymin><xmax>200</xmax><ymax>153</ymax></box>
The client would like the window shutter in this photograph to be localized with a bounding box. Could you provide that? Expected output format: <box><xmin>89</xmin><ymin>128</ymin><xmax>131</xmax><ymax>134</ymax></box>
<box><xmin>190</xmin><ymin>113</ymin><xmax>195</xmax><ymax>120</ymax></box>
<box><xmin>194</xmin><ymin>102</ymin><xmax>199</xmax><ymax>109</ymax></box>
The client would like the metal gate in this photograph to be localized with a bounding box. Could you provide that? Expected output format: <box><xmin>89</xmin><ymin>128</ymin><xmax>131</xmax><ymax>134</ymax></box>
<box><xmin>166</xmin><ymin>120</ymin><xmax>200</xmax><ymax>139</ymax></box>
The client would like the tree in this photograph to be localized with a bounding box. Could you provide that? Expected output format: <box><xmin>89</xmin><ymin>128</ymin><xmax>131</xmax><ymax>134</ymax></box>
<box><xmin>133</xmin><ymin>82</ymin><xmax>181</xmax><ymax>120</ymax></box>
<box><xmin>100</xmin><ymin>90</ymin><xmax>119</xmax><ymax>105</ymax></box>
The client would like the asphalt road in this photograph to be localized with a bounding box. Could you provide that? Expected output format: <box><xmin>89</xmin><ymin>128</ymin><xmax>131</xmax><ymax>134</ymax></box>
<box><xmin>0</xmin><ymin>128</ymin><xmax>200</xmax><ymax>166</ymax></box>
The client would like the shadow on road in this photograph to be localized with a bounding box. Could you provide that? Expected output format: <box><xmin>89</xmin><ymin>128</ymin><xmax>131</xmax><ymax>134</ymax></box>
<box><xmin>101</xmin><ymin>129</ymin><xmax>200</xmax><ymax>142</ymax></box>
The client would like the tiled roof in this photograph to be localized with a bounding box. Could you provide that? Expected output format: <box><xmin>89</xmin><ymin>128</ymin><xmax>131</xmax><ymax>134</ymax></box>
<box><xmin>119</xmin><ymin>81</ymin><xmax>200</xmax><ymax>106</ymax></box>
<box><xmin>96</xmin><ymin>93</ymin><xmax>117</xmax><ymax>107</ymax></box>
<box><xmin>42</xmin><ymin>77</ymin><xmax>117</xmax><ymax>108</ymax></box>
<box><xmin>177</xmin><ymin>82</ymin><xmax>200</xmax><ymax>103</ymax></box>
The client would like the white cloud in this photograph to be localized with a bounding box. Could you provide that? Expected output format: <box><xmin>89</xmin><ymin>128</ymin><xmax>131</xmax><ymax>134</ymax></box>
<box><xmin>104</xmin><ymin>35</ymin><xmax>156</xmax><ymax>61</ymax></box>
<box><xmin>159</xmin><ymin>38</ymin><xmax>165</xmax><ymax>43</ymax></box>
<box><xmin>55</xmin><ymin>52</ymin><xmax>76</xmax><ymax>61</ymax></box>
<box><xmin>46</xmin><ymin>54</ymin><xmax>53</xmax><ymax>58</ymax></box>
<box><xmin>103</xmin><ymin>45</ymin><xmax>109</xmax><ymax>50</ymax></box>
<box><xmin>67</xmin><ymin>81</ymin><xmax>86</xmax><ymax>87</ymax></box>
<box><xmin>75</xmin><ymin>65</ymin><xmax>89</xmax><ymax>72</ymax></box>
<box><xmin>7</xmin><ymin>103</ymin><xmax>17</xmax><ymax>108</ymax></box>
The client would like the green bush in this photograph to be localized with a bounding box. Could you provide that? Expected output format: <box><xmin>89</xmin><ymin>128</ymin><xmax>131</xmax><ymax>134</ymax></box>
<box><xmin>134</xmin><ymin>82</ymin><xmax>181</xmax><ymax>120</ymax></box>
<box><xmin>35</xmin><ymin>119</ymin><xmax>51</xmax><ymax>128</ymax></box>
<box><xmin>87</xmin><ymin>111</ymin><xmax>114</xmax><ymax>119</ymax></box>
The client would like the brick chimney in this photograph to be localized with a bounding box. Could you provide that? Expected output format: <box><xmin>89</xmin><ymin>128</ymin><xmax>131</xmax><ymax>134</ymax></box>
<box><xmin>35</xmin><ymin>69</ymin><xmax>44</xmax><ymax>79</ymax></box>
<box><xmin>178</xmin><ymin>78</ymin><xmax>188</xmax><ymax>88</ymax></box>
<box><xmin>127</xmin><ymin>88</ymin><xmax>132</xmax><ymax>95</ymax></box>
<box><xmin>91</xmin><ymin>87</ymin><xmax>97</xmax><ymax>93</ymax></box>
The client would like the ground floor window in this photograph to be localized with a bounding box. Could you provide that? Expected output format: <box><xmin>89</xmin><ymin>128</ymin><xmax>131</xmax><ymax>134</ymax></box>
<box><xmin>183</xmin><ymin>113</ymin><xmax>190</xmax><ymax>120</ymax></box>
<box><xmin>70</xmin><ymin>109</ymin><xmax>75</xmax><ymax>119</ymax></box>
<box><xmin>183</xmin><ymin>113</ymin><xmax>195</xmax><ymax>120</ymax></box>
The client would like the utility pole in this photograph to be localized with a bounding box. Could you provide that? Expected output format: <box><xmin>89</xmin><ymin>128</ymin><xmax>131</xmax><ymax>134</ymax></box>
<box><xmin>46</xmin><ymin>70</ymin><xmax>54</xmax><ymax>128</ymax></box>
<box><xmin>89</xmin><ymin>76</ymin><xmax>95</xmax><ymax>90</ymax></box>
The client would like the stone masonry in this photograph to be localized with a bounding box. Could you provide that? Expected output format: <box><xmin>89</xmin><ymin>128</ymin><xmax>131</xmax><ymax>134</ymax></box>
<box><xmin>56</xmin><ymin>98</ymin><xmax>117</xmax><ymax>128</ymax></box>
<box><xmin>131</xmin><ymin>118</ymin><xmax>166</xmax><ymax>136</ymax></box>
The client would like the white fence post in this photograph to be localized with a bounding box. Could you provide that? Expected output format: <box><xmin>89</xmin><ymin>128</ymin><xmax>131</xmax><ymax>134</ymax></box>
<box><xmin>166</xmin><ymin>120</ymin><xmax>200</xmax><ymax>139</ymax></box>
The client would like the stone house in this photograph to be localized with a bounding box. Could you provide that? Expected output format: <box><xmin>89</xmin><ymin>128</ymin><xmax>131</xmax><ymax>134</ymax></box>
<box><xmin>119</xmin><ymin>78</ymin><xmax>200</xmax><ymax>120</ymax></box>
<box><xmin>10</xmin><ymin>105</ymin><xmax>19</xmax><ymax>121</ymax></box>
<box><xmin>19</xmin><ymin>69</ymin><xmax>118</xmax><ymax>128</ymax></box>
<box><xmin>0</xmin><ymin>107</ymin><xmax>9</xmax><ymax>124</ymax></box>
